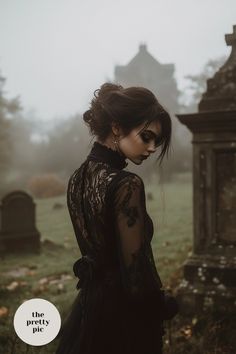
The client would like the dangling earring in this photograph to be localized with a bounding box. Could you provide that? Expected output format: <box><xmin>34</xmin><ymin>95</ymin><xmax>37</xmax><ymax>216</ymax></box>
<box><xmin>112</xmin><ymin>135</ymin><xmax>119</xmax><ymax>152</ymax></box>
<box><xmin>112</xmin><ymin>134</ymin><xmax>126</xmax><ymax>158</ymax></box>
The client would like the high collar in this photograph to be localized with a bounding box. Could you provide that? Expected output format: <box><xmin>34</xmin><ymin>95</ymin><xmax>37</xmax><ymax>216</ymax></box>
<box><xmin>87</xmin><ymin>141</ymin><xmax>128</xmax><ymax>170</ymax></box>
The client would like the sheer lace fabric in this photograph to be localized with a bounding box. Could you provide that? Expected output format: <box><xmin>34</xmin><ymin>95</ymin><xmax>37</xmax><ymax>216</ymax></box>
<box><xmin>56</xmin><ymin>141</ymin><xmax>165</xmax><ymax>354</ymax></box>
<box><xmin>111</xmin><ymin>173</ymin><xmax>163</xmax><ymax>299</ymax></box>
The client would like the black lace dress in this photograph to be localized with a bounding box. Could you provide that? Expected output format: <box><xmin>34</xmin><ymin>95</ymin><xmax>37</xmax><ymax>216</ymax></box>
<box><xmin>56</xmin><ymin>141</ymin><xmax>177</xmax><ymax>354</ymax></box>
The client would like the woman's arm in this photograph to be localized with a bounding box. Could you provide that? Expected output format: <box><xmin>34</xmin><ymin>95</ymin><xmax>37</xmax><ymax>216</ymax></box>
<box><xmin>112</xmin><ymin>173</ymin><xmax>178</xmax><ymax>320</ymax></box>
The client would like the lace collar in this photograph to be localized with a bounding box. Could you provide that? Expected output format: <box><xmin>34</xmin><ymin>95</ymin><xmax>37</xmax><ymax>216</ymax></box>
<box><xmin>87</xmin><ymin>141</ymin><xmax>128</xmax><ymax>170</ymax></box>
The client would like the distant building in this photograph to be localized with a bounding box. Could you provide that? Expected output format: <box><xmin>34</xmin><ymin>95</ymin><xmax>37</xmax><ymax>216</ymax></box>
<box><xmin>114</xmin><ymin>44</ymin><xmax>179</xmax><ymax>112</ymax></box>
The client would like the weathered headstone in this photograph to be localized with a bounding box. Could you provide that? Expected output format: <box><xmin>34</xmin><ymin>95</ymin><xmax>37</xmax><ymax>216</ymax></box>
<box><xmin>176</xmin><ymin>25</ymin><xmax>236</xmax><ymax>314</ymax></box>
<box><xmin>0</xmin><ymin>191</ymin><xmax>40</xmax><ymax>252</ymax></box>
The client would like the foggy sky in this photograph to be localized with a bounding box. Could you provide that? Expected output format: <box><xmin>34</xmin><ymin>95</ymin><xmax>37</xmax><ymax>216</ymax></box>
<box><xmin>0</xmin><ymin>0</ymin><xmax>235</xmax><ymax>121</ymax></box>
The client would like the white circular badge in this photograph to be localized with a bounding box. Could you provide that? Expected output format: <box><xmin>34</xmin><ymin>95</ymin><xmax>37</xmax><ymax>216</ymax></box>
<box><xmin>13</xmin><ymin>298</ymin><xmax>61</xmax><ymax>346</ymax></box>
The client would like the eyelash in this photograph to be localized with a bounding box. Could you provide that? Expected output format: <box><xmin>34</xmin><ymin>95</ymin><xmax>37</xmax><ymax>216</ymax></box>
<box><xmin>140</xmin><ymin>133</ymin><xmax>151</xmax><ymax>143</ymax></box>
<box><xmin>140</xmin><ymin>133</ymin><xmax>160</xmax><ymax>147</ymax></box>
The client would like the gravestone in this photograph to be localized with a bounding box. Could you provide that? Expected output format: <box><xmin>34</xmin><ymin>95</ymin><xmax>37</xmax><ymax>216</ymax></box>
<box><xmin>0</xmin><ymin>191</ymin><xmax>40</xmax><ymax>252</ymax></box>
<box><xmin>176</xmin><ymin>25</ymin><xmax>236</xmax><ymax>314</ymax></box>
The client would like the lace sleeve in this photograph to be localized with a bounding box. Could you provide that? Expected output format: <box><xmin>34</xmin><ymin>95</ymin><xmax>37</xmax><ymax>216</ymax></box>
<box><xmin>107</xmin><ymin>172</ymin><xmax>179</xmax><ymax>322</ymax></box>
<box><xmin>112</xmin><ymin>173</ymin><xmax>164</xmax><ymax>308</ymax></box>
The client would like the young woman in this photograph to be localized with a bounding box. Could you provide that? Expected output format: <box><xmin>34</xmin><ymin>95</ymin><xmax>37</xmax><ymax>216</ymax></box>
<box><xmin>56</xmin><ymin>83</ymin><xmax>179</xmax><ymax>354</ymax></box>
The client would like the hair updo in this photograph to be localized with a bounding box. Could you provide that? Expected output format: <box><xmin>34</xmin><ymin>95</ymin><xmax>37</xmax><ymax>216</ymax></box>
<box><xmin>83</xmin><ymin>82</ymin><xmax>172</xmax><ymax>163</ymax></box>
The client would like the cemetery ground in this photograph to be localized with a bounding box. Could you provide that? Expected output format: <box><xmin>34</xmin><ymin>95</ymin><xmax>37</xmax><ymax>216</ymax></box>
<box><xmin>0</xmin><ymin>174</ymin><xmax>235</xmax><ymax>354</ymax></box>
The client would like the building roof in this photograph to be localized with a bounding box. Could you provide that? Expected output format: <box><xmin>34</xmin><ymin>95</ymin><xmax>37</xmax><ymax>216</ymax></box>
<box><xmin>115</xmin><ymin>43</ymin><xmax>174</xmax><ymax>75</ymax></box>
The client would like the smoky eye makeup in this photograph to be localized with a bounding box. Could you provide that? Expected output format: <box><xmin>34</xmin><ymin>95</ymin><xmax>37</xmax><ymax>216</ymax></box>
<box><xmin>140</xmin><ymin>131</ymin><xmax>162</xmax><ymax>147</ymax></box>
<box><xmin>140</xmin><ymin>132</ymin><xmax>151</xmax><ymax>142</ymax></box>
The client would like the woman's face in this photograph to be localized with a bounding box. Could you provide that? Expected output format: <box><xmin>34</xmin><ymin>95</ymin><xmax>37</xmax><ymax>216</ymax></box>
<box><xmin>117</xmin><ymin>120</ymin><xmax>162</xmax><ymax>165</ymax></box>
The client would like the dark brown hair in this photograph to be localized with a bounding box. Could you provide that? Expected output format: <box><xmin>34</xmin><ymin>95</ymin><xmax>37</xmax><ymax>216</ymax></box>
<box><xmin>83</xmin><ymin>83</ymin><xmax>171</xmax><ymax>163</ymax></box>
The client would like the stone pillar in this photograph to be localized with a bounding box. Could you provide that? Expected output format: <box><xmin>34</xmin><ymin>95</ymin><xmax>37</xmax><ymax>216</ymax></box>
<box><xmin>176</xmin><ymin>25</ymin><xmax>236</xmax><ymax>314</ymax></box>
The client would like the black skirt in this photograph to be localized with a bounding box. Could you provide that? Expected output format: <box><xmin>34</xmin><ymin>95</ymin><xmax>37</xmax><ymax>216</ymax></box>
<box><xmin>56</xmin><ymin>276</ymin><xmax>164</xmax><ymax>354</ymax></box>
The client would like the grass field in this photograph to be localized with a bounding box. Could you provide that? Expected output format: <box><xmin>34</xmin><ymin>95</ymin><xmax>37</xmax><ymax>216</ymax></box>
<box><xmin>0</xmin><ymin>176</ymin><xmax>193</xmax><ymax>353</ymax></box>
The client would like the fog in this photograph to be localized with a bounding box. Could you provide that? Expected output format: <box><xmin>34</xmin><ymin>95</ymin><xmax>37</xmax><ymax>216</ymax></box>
<box><xmin>0</xmin><ymin>0</ymin><xmax>235</xmax><ymax>121</ymax></box>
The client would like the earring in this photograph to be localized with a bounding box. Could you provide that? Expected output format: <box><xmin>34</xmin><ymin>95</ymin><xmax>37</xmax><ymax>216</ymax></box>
<box><xmin>112</xmin><ymin>135</ymin><xmax>119</xmax><ymax>151</ymax></box>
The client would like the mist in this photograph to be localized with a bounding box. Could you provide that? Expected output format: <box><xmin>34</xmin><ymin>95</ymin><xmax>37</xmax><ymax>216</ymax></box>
<box><xmin>0</xmin><ymin>0</ymin><xmax>235</xmax><ymax>121</ymax></box>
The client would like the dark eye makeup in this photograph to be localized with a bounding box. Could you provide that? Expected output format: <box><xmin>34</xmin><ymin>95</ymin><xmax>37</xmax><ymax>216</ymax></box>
<box><xmin>140</xmin><ymin>133</ymin><xmax>151</xmax><ymax>143</ymax></box>
<box><xmin>140</xmin><ymin>131</ymin><xmax>162</xmax><ymax>147</ymax></box>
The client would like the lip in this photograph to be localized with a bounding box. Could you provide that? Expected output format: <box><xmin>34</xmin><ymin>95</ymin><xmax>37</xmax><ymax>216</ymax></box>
<box><xmin>141</xmin><ymin>155</ymin><xmax>149</xmax><ymax>160</ymax></box>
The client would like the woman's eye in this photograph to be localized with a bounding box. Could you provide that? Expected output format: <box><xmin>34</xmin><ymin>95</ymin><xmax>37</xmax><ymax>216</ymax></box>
<box><xmin>140</xmin><ymin>132</ymin><xmax>162</xmax><ymax>147</ymax></box>
<box><xmin>140</xmin><ymin>133</ymin><xmax>151</xmax><ymax>143</ymax></box>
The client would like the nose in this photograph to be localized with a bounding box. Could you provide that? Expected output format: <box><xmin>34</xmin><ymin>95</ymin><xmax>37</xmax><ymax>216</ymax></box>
<box><xmin>147</xmin><ymin>142</ymin><xmax>157</xmax><ymax>154</ymax></box>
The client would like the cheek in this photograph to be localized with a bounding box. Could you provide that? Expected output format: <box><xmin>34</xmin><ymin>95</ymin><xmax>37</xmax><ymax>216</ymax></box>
<box><xmin>129</xmin><ymin>136</ymin><xmax>142</xmax><ymax>150</ymax></box>
<box><xmin>135</xmin><ymin>135</ymin><xmax>146</xmax><ymax>148</ymax></box>
<box><xmin>121</xmin><ymin>133</ymin><xmax>144</xmax><ymax>155</ymax></box>
<box><xmin>123</xmin><ymin>140</ymin><xmax>135</xmax><ymax>153</ymax></box>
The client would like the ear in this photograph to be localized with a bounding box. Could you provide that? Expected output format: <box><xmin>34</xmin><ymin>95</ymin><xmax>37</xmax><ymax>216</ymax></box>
<box><xmin>111</xmin><ymin>122</ymin><xmax>122</xmax><ymax>136</ymax></box>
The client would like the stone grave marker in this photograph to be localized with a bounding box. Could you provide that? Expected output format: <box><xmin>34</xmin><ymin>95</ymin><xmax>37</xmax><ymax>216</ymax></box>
<box><xmin>0</xmin><ymin>191</ymin><xmax>40</xmax><ymax>252</ymax></box>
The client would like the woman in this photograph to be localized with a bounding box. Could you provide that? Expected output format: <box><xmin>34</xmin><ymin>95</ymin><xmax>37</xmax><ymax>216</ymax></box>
<box><xmin>56</xmin><ymin>83</ymin><xmax>178</xmax><ymax>354</ymax></box>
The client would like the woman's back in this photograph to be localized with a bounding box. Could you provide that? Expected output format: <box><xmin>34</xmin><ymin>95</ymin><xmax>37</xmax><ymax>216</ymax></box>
<box><xmin>56</xmin><ymin>83</ymin><xmax>178</xmax><ymax>354</ymax></box>
<box><xmin>57</xmin><ymin>142</ymin><xmax>165</xmax><ymax>354</ymax></box>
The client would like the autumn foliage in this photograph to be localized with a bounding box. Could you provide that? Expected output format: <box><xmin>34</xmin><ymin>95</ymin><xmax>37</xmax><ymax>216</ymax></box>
<box><xmin>27</xmin><ymin>174</ymin><xmax>66</xmax><ymax>198</ymax></box>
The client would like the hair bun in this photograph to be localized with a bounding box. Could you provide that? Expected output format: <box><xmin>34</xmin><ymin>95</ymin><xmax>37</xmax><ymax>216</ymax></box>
<box><xmin>94</xmin><ymin>83</ymin><xmax>123</xmax><ymax>99</ymax></box>
<box><xmin>82</xmin><ymin>82</ymin><xmax>123</xmax><ymax>141</ymax></box>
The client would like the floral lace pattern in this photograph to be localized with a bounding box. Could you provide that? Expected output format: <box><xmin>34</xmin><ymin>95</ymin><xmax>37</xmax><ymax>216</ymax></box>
<box><xmin>56</xmin><ymin>142</ymin><xmax>167</xmax><ymax>354</ymax></box>
<box><xmin>109</xmin><ymin>173</ymin><xmax>163</xmax><ymax>298</ymax></box>
<box><xmin>67</xmin><ymin>142</ymin><xmax>163</xmax><ymax>295</ymax></box>
<box><xmin>67</xmin><ymin>159</ymin><xmax>120</xmax><ymax>253</ymax></box>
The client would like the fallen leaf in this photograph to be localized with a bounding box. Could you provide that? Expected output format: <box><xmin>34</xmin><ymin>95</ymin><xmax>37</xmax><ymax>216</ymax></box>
<box><xmin>32</xmin><ymin>285</ymin><xmax>48</xmax><ymax>296</ymax></box>
<box><xmin>38</xmin><ymin>277</ymin><xmax>49</xmax><ymax>285</ymax></box>
<box><xmin>180</xmin><ymin>325</ymin><xmax>192</xmax><ymax>338</ymax></box>
<box><xmin>0</xmin><ymin>307</ymin><xmax>8</xmax><ymax>317</ymax></box>
<box><xmin>57</xmin><ymin>283</ymin><xmax>64</xmax><ymax>292</ymax></box>
<box><xmin>6</xmin><ymin>281</ymin><xmax>19</xmax><ymax>291</ymax></box>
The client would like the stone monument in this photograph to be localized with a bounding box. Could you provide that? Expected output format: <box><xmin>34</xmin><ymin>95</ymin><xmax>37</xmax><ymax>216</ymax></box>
<box><xmin>176</xmin><ymin>25</ymin><xmax>236</xmax><ymax>314</ymax></box>
<box><xmin>0</xmin><ymin>191</ymin><xmax>41</xmax><ymax>252</ymax></box>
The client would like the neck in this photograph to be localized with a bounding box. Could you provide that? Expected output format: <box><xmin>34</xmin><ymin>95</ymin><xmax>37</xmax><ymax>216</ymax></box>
<box><xmin>88</xmin><ymin>141</ymin><xmax>128</xmax><ymax>170</ymax></box>
<box><xmin>96</xmin><ymin>139</ymin><xmax>125</xmax><ymax>158</ymax></box>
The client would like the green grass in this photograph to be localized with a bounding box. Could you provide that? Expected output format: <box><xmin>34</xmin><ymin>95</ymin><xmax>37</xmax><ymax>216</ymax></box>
<box><xmin>146</xmin><ymin>176</ymin><xmax>192</xmax><ymax>285</ymax></box>
<box><xmin>0</xmin><ymin>178</ymin><xmax>193</xmax><ymax>353</ymax></box>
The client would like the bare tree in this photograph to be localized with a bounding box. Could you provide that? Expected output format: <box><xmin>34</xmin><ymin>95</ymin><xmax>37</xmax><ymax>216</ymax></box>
<box><xmin>0</xmin><ymin>73</ymin><xmax>21</xmax><ymax>194</ymax></box>
<box><xmin>181</xmin><ymin>56</ymin><xmax>226</xmax><ymax>112</ymax></box>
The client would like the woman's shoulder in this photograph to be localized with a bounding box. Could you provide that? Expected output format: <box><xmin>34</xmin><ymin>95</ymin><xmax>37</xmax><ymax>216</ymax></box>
<box><xmin>117</xmin><ymin>170</ymin><xmax>143</xmax><ymax>186</ymax></box>
<box><xmin>68</xmin><ymin>165</ymin><xmax>82</xmax><ymax>180</ymax></box>
<box><xmin>106</xmin><ymin>170</ymin><xmax>144</xmax><ymax>197</ymax></box>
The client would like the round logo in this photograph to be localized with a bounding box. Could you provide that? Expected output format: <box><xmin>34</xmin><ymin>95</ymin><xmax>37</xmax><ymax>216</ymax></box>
<box><xmin>13</xmin><ymin>298</ymin><xmax>61</xmax><ymax>346</ymax></box>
